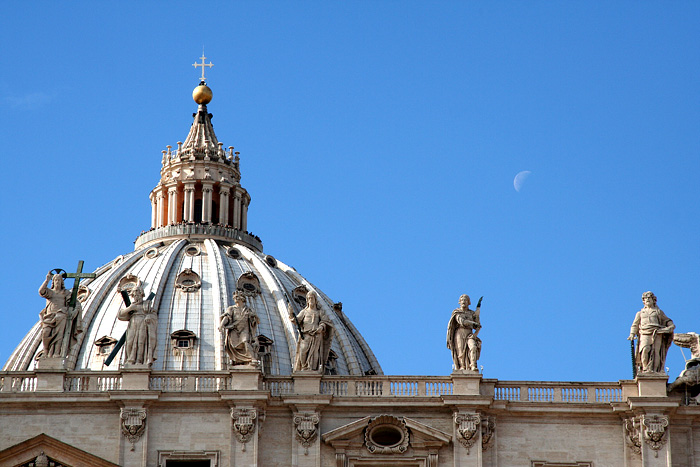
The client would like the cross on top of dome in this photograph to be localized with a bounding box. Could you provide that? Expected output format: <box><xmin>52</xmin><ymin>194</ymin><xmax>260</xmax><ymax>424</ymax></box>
<box><xmin>193</xmin><ymin>52</ymin><xmax>214</xmax><ymax>83</ymax></box>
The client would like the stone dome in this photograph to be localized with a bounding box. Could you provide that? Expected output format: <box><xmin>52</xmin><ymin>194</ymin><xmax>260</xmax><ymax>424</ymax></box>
<box><xmin>3</xmin><ymin>82</ymin><xmax>382</xmax><ymax>377</ymax></box>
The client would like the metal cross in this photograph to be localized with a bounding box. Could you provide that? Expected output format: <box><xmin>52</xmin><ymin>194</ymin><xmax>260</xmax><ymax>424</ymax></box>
<box><xmin>56</xmin><ymin>260</ymin><xmax>96</xmax><ymax>309</ymax></box>
<box><xmin>193</xmin><ymin>53</ymin><xmax>214</xmax><ymax>82</ymax></box>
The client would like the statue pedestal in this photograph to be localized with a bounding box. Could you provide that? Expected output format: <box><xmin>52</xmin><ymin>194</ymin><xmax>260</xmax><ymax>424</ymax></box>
<box><xmin>35</xmin><ymin>368</ymin><xmax>66</xmax><ymax>392</ymax></box>
<box><xmin>230</xmin><ymin>366</ymin><xmax>262</xmax><ymax>391</ymax></box>
<box><xmin>451</xmin><ymin>370</ymin><xmax>482</xmax><ymax>396</ymax></box>
<box><xmin>36</xmin><ymin>357</ymin><xmax>66</xmax><ymax>370</ymax></box>
<box><xmin>636</xmin><ymin>373</ymin><xmax>669</xmax><ymax>397</ymax></box>
<box><xmin>292</xmin><ymin>371</ymin><xmax>322</xmax><ymax>394</ymax></box>
<box><xmin>121</xmin><ymin>368</ymin><xmax>151</xmax><ymax>390</ymax></box>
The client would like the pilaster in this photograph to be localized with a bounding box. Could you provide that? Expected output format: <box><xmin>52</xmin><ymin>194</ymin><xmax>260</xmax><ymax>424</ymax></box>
<box><xmin>230</xmin><ymin>405</ymin><xmax>264</xmax><ymax>467</ymax></box>
<box><xmin>118</xmin><ymin>406</ymin><xmax>148</xmax><ymax>467</ymax></box>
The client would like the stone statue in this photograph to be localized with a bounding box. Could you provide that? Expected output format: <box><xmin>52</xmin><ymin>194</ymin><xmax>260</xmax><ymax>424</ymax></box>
<box><xmin>628</xmin><ymin>291</ymin><xmax>675</xmax><ymax>374</ymax></box>
<box><xmin>288</xmin><ymin>291</ymin><xmax>334</xmax><ymax>373</ymax></box>
<box><xmin>668</xmin><ymin>332</ymin><xmax>700</xmax><ymax>393</ymax></box>
<box><xmin>117</xmin><ymin>280</ymin><xmax>157</xmax><ymax>366</ymax></box>
<box><xmin>220</xmin><ymin>291</ymin><xmax>260</xmax><ymax>365</ymax></box>
<box><xmin>446</xmin><ymin>294</ymin><xmax>482</xmax><ymax>371</ymax></box>
<box><xmin>39</xmin><ymin>272</ymin><xmax>82</xmax><ymax>358</ymax></box>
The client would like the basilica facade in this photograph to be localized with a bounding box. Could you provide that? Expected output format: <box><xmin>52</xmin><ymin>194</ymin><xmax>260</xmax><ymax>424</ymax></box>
<box><xmin>1</xmin><ymin>65</ymin><xmax>698</xmax><ymax>467</ymax></box>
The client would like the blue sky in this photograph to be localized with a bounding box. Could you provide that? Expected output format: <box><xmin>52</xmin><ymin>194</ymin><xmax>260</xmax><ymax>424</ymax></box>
<box><xmin>1</xmin><ymin>2</ymin><xmax>699</xmax><ymax>381</ymax></box>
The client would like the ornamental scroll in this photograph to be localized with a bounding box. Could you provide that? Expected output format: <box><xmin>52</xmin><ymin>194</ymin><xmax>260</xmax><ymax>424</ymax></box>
<box><xmin>294</xmin><ymin>412</ymin><xmax>320</xmax><ymax>455</ymax></box>
<box><xmin>454</xmin><ymin>413</ymin><xmax>480</xmax><ymax>454</ymax></box>
<box><xmin>120</xmin><ymin>407</ymin><xmax>147</xmax><ymax>450</ymax></box>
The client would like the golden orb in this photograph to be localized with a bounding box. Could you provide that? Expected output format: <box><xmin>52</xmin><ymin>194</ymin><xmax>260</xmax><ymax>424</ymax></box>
<box><xmin>193</xmin><ymin>84</ymin><xmax>213</xmax><ymax>104</ymax></box>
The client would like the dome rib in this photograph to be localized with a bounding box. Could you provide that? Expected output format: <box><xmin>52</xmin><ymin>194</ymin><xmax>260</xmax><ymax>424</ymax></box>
<box><xmin>205</xmin><ymin>239</ymin><xmax>227</xmax><ymax>370</ymax></box>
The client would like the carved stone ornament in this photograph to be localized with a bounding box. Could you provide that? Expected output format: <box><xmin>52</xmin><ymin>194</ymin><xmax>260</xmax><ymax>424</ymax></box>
<box><xmin>454</xmin><ymin>413</ymin><xmax>480</xmax><ymax>453</ymax></box>
<box><xmin>175</xmin><ymin>268</ymin><xmax>202</xmax><ymax>292</ymax></box>
<box><xmin>481</xmin><ymin>416</ymin><xmax>495</xmax><ymax>451</ymax></box>
<box><xmin>624</xmin><ymin>416</ymin><xmax>642</xmax><ymax>455</ymax></box>
<box><xmin>364</xmin><ymin>414</ymin><xmax>410</xmax><ymax>454</ymax></box>
<box><xmin>231</xmin><ymin>408</ymin><xmax>258</xmax><ymax>451</ymax></box>
<box><xmin>120</xmin><ymin>407</ymin><xmax>147</xmax><ymax>450</ymax></box>
<box><xmin>237</xmin><ymin>272</ymin><xmax>261</xmax><ymax>296</ymax></box>
<box><xmin>117</xmin><ymin>274</ymin><xmax>140</xmax><ymax>293</ymax></box>
<box><xmin>294</xmin><ymin>412</ymin><xmax>320</xmax><ymax>455</ymax></box>
<box><xmin>642</xmin><ymin>414</ymin><xmax>669</xmax><ymax>457</ymax></box>
<box><xmin>77</xmin><ymin>284</ymin><xmax>90</xmax><ymax>303</ymax></box>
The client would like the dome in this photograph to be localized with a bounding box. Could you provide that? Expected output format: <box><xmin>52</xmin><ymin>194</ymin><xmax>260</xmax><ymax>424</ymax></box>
<box><xmin>3</xmin><ymin>79</ymin><xmax>382</xmax><ymax>377</ymax></box>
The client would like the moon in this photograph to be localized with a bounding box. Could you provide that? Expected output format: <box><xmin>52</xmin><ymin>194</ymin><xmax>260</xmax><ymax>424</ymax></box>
<box><xmin>513</xmin><ymin>170</ymin><xmax>532</xmax><ymax>192</ymax></box>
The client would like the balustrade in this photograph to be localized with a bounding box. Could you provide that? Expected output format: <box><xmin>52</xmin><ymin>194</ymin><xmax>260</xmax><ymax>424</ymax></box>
<box><xmin>494</xmin><ymin>382</ymin><xmax>622</xmax><ymax>403</ymax></box>
<box><xmin>0</xmin><ymin>372</ymin><xmax>624</xmax><ymax>402</ymax></box>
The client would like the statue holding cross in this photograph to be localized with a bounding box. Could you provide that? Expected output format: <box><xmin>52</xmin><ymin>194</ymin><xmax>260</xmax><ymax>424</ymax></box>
<box><xmin>38</xmin><ymin>261</ymin><xmax>96</xmax><ymax>359</ymax></box>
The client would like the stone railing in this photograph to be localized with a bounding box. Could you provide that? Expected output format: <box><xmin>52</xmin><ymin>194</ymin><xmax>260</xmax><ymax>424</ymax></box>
<box><xmin>64</xmin><ymin>372</ymin><xmax>122</xmax><ymax>392</ymax></box>
<box><xmin>0</xmin><ymin>371</ymin><xmax>628</xmax><ymax>404</ymax></box>
<box><xmin>134</xmin><ymin>224</ymin><xmax>263</xmax><ymax>251</ymax></box>
<box><xmin>149</xmin><ymin>373</ymin><xmax>231</xmax><ymax>392</ymax></box>
<box><xmin>263</xmin><ymin>378</ymin><xmax>295</xmax><ymax>396</ymax></box>
<box><xmin>0</xmin><ymin>373</ymin><xmax>37</xmax><ymax>392</ymax></box>
<box><xmin>491</xmin><ymin>381</ymin><xmax>624</xmax><ymax>403</ymax></box>
<box><xmin>320</xmin><ymin>376</ymin><xmax>454</xmax><ymax>397</ymax></box>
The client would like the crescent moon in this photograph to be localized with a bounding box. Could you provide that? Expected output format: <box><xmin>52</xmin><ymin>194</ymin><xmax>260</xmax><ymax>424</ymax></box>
<box><xmin>513</xmin><ymin>171</ymin><xmax>532</xmax><ymax>192</ymax></box>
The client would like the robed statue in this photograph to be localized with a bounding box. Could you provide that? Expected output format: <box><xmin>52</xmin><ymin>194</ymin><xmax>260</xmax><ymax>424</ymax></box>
<box><xmin>628</xmin><ymin>291</ymin><xmax>674</xmax><ymax>374</ymax></box>
<box><xmin>668</xmin><ymin>332</ymin><xmax>700</xmax><ymax>393</ymax></box>
<box><xmin>288</xmin><ymin>291</ymin><xmax>334</xmax><ymax>373</ymax></box>
<box><xmin>220</xmin><ymin>291</ymin><xmax>260</xmax><ymax>365</ymax></box>
<box><xmin>117</xmin><ymin>279</ymin><xmax>158</xmax><ymax>366</ymax></box>
<box><xmin>447</xmin><ymin>294</ymin><xmax>482</xmax><ymax>371</ymax></box>
<box><xmin>39</xmin><ymin>272</ymin><xmax>83</xmax><ymax>358</ymax></box>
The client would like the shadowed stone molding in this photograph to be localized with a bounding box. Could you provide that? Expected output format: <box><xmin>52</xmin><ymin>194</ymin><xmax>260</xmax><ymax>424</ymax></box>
<box><xmin>531</xmin><ymin>462</ymin><xmax>591</xmax><ymax>467</ymax></box>
<box><xmin>454</xmin><ymin>412</ymin><xmax>480</xmax><ymax>453</ymax></box>
<box><xmin>481</xmin><ymin>416</ymin><xmax>495</xmax><ymax>451</ymax></box>
<box><xmin>642</xmin><ymin>414</ymin><xmax>669</xmax><ymax>457</ymax></box>
<box><xmin>623</xmin><ymin>416</ymin><xmax>642</xmax><ymax>455</ymax></box>
<box><xmin>120</xmin><ymin>407</ymin><xmax>147</xmax><ymax>450</ymax></box>
<box><xmin>231</xmin><ymin>408</ymin><xmax>260</xmax><ymax>451</ymax></box>
<box><xmin>294</xmin><ymin>412</ymin><xmax>320</xmax><ymax>455</ymax></box>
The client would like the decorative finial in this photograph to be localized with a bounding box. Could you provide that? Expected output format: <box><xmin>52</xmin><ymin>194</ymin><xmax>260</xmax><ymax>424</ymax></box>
<box><xmin>192</xmin><ymin>53</ymin><xmax>214</xmax><ymax>105</ymax></box>
<box><xmin>193</xmin><ymin>52</ymin><xmax>214</xmax><ymax>83</ymax></box>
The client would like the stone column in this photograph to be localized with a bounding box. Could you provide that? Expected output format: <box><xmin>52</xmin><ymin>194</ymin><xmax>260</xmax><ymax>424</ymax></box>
<box><xmin>149</xmin><ymin>192</ymin><xmax>156</xmax><ymax>229</ymax></box>
<box><xmin>167</xmin><ymin>185</ymin><xmax>178</xmax><ymax>224</ymax></box>
<box><xmin>183</xmin><ymin>183</ymin><xmax>195</xmax><ymax>222</ymax></box>
<box><xmin>202</xmin><ymin>182</ymin><xmax>214</xmax><ymax>223</ymax></box>
<box><xmin>155</xmin><ymin>192</ymin><xmax>164</xmax><ymax>228</ymax></box>
<box><xmin>219</xmin><ymin>185</ymin><xmax>230</xmax><ymax>226</ymax></box>
<box><xmin>233</xmin><ymin>191</ymin><xmax>242</xmax><ymax>230</ymax></box>
<box><xmin>241</xmin><ymin>197</ymin><xmax>248</xmax><ymax>232</ymax></box>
